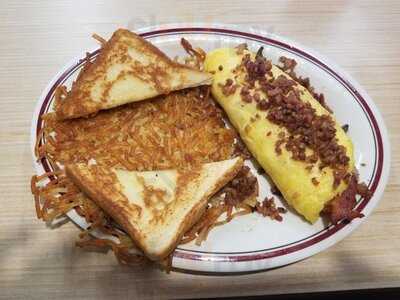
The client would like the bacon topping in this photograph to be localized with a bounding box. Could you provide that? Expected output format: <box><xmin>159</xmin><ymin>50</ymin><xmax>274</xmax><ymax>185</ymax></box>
<box><xmin>221</xmin><ymin>166</ymin><xmax>258</xmax><ymax>206</ymax></box>
<box><xmin>219</xmin><ymin>78</ymin><xmax>238</xmax><ymax>96</ymax></box>
<box><xmin>233</xmin><ymin>136</ymin><xmax>252</xmax><ymax>159</ymax></box>
<box><xmin>256</xmin><ymin>197</ymin><xmax>286</xmax><ymax>221</ymax></box>
<box><xmin>233</xmin><ymin>51</ymin><xmax>351</xmax><ymax>187</ymax></box>
<box><xmin>265</xmin><ymin>87</ymin><xmax>349</xmax><ymax>173</ymax></box>
<box><xmin>311</xmin><ymin>177</ymin><xmax>320</xmax><ymax>186</ymax></box>
<box><xmin>278</xmin><ymin>56</ymin><xmax>332</xmax><ymax>112</ymax></box>
<box><xmin>235</xmin><ymin>43</ymin><xmax>248</xmax><ymax>55</ymax></box>
<box><xmin>323</xmin><ymin>175</ymin><xmax>370</xmax><ymax>223</ymax></box>
<box><xmin>243</xmin><ymin>55</ymin><xmax>272</xmax><ymax>81</ymax></box>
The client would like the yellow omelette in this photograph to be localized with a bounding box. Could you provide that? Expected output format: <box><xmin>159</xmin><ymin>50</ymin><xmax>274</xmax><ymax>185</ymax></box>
<box><xmin>204</xmin><ymin>48</ymin><xmax>355</xmax><ymax>223</ymax></box>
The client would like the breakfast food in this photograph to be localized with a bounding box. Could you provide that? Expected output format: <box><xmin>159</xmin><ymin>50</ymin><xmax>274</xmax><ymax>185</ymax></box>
<box><xmin>32</xmin><ymin>85</ymin><xmax>258</xmax><ymax>265</ymax></box>
<box><xmin>33</xmin><ymin>87</ymin><xmax>239</xmax><ymax>230</ymax></box>
<box><xmin>31</xmin><ymin>29</ymin><xmax>370</xmax><ymax>269</ymax></box>
<box><xmin>66</xmin><ymin>157</ymin><xmax>243</xmax><ymax>260</ymax></box>
<box><xmin>37</xmin><ymin>88</ymin><xmax>236</xmax><ymax>173</ymax></box>
<box><xmin>56</xmin><ymin>29</ymin><xmax>212</xmax><ymax>120</ymax></box>
<box><xmin>204</xmin><ymin>46</ymin><xmax>364</xmax><ymax>223</ymax></box>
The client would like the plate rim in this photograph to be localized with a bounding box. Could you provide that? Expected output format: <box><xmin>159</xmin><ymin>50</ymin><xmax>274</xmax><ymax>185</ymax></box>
<box><xmin>30</xmin><ymin>23</ymin><xmax>391</xmax><ymax>273</ymax></box>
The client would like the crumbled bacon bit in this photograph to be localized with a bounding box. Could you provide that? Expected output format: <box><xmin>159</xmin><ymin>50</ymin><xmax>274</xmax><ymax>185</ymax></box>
<box><xmin>233</xmin><ymin>50</ymin><xmax>350</xmax><ymax>187</ymax></box>
<box><xmin>242</xmin><ymin>95</ymin><xmax>253</xmax><ymax>104</ymax></box>
<box><xmin>233</xmin><ymin>137</ymin><xmax>253</xmax><ymax>159</ymax></box>
<box><xmin>323</xmin><ymin>175</ymin><xmax>368</xmax><ymax>223</ymax></box>
<box><xmin>267</xmin><ymin>87</ymin><xmax>282</xmax><ymax>97</ymax></box>
<box><xmin>285</xmin><ymin>135</ymin><xmax>307</xmax><ymax>161</ymax></box>
<box><xmin>257</xmin><ymin>99</ymin><xmax>270</xmax><ymax>111</ymax></box>
<box><xmin>306</xmin><ymin>153</ymin><xmax>318</xmax><ymax>164</ymax></box>
<box><xmin>296</xmin><ymin>76</ymin><xmax>309</xmax><ymax>88</ymax></box>
<box><xmin>256</xmin><ymin>197</ymin><xmax>285</xmax><ymax>221</ymax></box>
<box><xmin>240</xmin><ymin>86</ymin><xmax>253</xmax><ymax>103</ymax></box>
<box><xmin>220</xmin><ymin>166</ymin><xmax>258</xmax><ymax>206</ymax></box>
<box><xmin>343</xmin><ymin>172</ymin><xmax>352</xmax><ymax>184</ymax></box>
<box><xmin>264</xmin><ymin>87</ymin><xmax>349</xmax><ymax>174</ymax></box>
<box><xmin>356</xmin><ymin>182</ymin><xmax>372</xmax><ymax>199</ymax></box>
<box><xmin>241</xmin><ymin>86</ymin><xmax>249</xmax><ymax>94</ymax></box>
<box><xmin>219</xmin><ymin>78</ymin><xmax>238</xmax><ymax>96</ymax></box>
<box><xmin>333</xmin><ymin>168</ymin><xmax>347</xmax><ymax>189</ymax></box>
<box><xmin>279</xmin><ymin>56</ymin><xmax>297</xmax><ymax>73</ymax></box>
<box><xmin>311</xmin><ymin>177</ymin><xmax>319</xmax><ymax>186</ymax></box>
<box><xmin>278</xmin><ymin>56</ymin><xmax>332</xmax><ymax>112</ymax></box>
<box><xmin>275</xmin><ymin>138</ymin><xmax>285</xmax><ymax>155</ymax></box>
<box><xmin>313</xmin><ymin>93</ymin><xmax>331</xmax><ymax>113</ymax></box>
<box><xmin>218</xmin><ymin>65</ymin><xmax>223</xmax><ymax>71</ymax></box>
<box><xmin>266</xmin><ymin>131</ymin><xmax>272</xmax><ymax>137</ymax></box>
<box><xmin>242</xmin><ymin>54</ymin><xmax>272</xmax><ymax>81</ymax></box>
<box><xmin>236</xmin><ymin>43</ymin><xmax>248</xmax><ymax>55</ymax></box>
<box><xmin>265</xmin><ymin>75</ymin><xmax>296</xmax><ymax>95</ymax></box>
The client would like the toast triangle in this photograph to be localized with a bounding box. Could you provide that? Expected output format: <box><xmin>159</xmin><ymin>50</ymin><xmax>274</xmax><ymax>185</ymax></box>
<box><xmin>65</xmin><ymin>157</ymin><xmax>243</xmax><ymax>260</ymax></box>
<box><xmin>56</xmin><ymin>29</ymin><xmax>212</xmax><ymax>120</ymax></box>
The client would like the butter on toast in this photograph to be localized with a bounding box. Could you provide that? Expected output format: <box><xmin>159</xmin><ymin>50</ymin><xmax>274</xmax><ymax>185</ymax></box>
<box><xmin>56</xmin><ymin>29</ymin><xmax>212</xmax><ymax>120</ymax></box>
<box><xmin>65</xmin><ymin>157</ymin><xmax>243</xmax><ymax>261</ymax></box>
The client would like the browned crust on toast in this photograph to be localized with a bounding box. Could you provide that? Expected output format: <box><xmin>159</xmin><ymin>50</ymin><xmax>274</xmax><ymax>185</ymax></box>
<box><xmin>156</xmin><ymin>157</ymin><xmax>244</xmax><ymax>259</ymax></box>
<box><xmin>65</xmin><ymin>164</ymin><xmax>149</xmax><ymax>255</ymax></box>
<box><xmin>65</xmin><ymin>157</ymin><xmax>243</xmax><ymax>261</ymax></box>
<box><xmin>56</xmin><ymin>29</ymin><xmax>211</xmax><ymax>120</ymax></box>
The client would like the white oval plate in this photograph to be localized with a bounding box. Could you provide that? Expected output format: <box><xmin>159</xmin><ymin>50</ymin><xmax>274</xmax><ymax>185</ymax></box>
<box><xmin>31</xmin><ymin>24</ymin><xmax>390</xmax><ymax>274</ymax></box>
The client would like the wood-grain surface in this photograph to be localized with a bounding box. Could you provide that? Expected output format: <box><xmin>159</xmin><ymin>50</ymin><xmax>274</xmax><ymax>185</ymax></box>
<box><xmin>0</xmin><ymin>1</ymin><xmax>399</xmax><ymax>299</ymax></box>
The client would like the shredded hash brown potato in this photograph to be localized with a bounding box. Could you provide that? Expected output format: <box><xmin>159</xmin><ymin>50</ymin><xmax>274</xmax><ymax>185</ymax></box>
<box><xmin>180</xmin><ymin>202</ymin><xmax>254</xmax><ymax>246</ymax></box>
<box><xmin>31</xmin><ymin>170</ymin><xmax>85</xmax><ymax>221</ymax></box>
<box><xmin>40</xmin><ymin>88</ymin><xmax>235</xmax><ymax>171</ymax></box>
<box><xmin>32</xmin><ymin>83</ymin><xmax>251</xmax><ymax>266</ymax></box>
<box><xmin>76</xmin><ymin>227</ymin><xmax>146</xmax><ymax>266</ymax></box>
<box><xmin>32</xmin><ymin>38</ymin><xmax>281</xmax><ymax>269</ymax></box>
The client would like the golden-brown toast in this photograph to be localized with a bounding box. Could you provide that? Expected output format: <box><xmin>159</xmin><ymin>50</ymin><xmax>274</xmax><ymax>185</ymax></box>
<box><xmin>65</xmin><ymin>157</ymin><xmax>243</xmax><ymax>261</ymax></box>
<box><xmin>56</xmin><ymin>29</ymin><xmax>212</xmax><ymax>119</ymax></box>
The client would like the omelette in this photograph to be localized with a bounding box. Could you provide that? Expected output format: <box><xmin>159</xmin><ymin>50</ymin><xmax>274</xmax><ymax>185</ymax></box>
<box><xmin>204</xmin><ymin>47</ymin><xmax>358</xmax><ymax>223</ymax></box>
